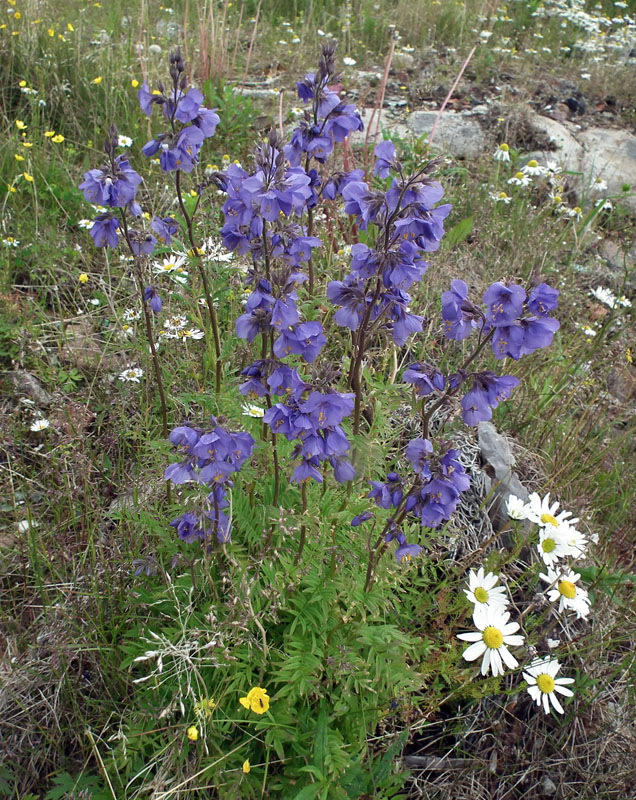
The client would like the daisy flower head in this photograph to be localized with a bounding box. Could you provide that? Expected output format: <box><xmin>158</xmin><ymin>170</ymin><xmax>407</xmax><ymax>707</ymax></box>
<box><xmin>30</xmin><ymin>417</ymin><xmax>50</xmax><ymax>432</ymax></box>
<box><xmin>119</xmin><ymin>366</ymin><xmax>143</xmax><ymax>383</ymax></box>
<box><xmin>506</xmin><ymin>494</ymin><xmax>528</xmax><ymax>520</ymax></box>
<box><xmin>523</xmin><ymin>657</ymin><xmax>574</xmax><ymax>714</ymax></box>
<box><xmin>153</xmin><ymin>255</ymin><xmax>186</xmax><ymax>276</ymax></box>
<box><xmin>540</xmin><ymin>567</ymin><xmax>591</xmax><ymax>619</ymax></box>
<box><xmin>493</xmin><ymin>142</ymin><xmax>510</xmax><ymax>162</ymax></box>
<box><xmin>537</xmin><ymin>525</ymin><xmax>569</xmax><ymax>567</ymax></box>
<box><xmin>559</xmin><ymin>522</ymin><xmax>588</xmax><ymax>559</ymax></box>
<box><xmin>180</xmin><ymin>328</ymin><xmax>204</xmax><ymax>341</ymax></box>
<box><xmin>490</xmin><ymin>191</ymin><xmax>511</xmax><ymax>204</ymax></box>
<box><xmin>521</xmin><ymin>159</ymin><xmax>546</xmax><ymax>177</ymax></box>
<box><xmin>464</xmin><ymin>566</ymin><xmax>508</xmax><ymax>610</ymax></box>
<box><xmin>508</xmin><ymin>171</ymin><xmax>531</xmax><ymax>187</ymax></box>
<box><xmin>242</xmin><ymin>403</ymin><xmax>265</xmax><ymax>419</ymax></box>
<box><xmin>525</xmin><ymin>492</ymin><xmax>573</xmax><ymax>529</ymax></box>
<box><xmin>457</xmin><ymin>605</ymin><xmax>524</xmax><ymax>677</ymax></box>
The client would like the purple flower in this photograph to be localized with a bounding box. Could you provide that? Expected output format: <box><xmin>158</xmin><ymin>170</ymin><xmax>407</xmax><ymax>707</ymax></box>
<box><xmin>144</xmin><ymin>286</ymin><xmax>162</xmax><ymax>314</ymax></box>
<box><xmin>482</xmin><ymin>282</ymin><xmax>526</xmax><ymax>326</ymax></box>
<box><xmin>138</xmin><ymin>82</ymin><xmax>161</xmax><ymax>116</ymax></box>
<box><xmin>439</xmin><ymin>448</ymin><xmax>470</xmax><ymax>493</ymax></box>
<box><xmin>89</xmin><ymin>214</ymin><xmax>119</xmax><ymax>248</ymax></box>
<box><xmin>129</xmin><ymin>230</ymin><xmax>157</xmax><ymax>256</ymax></box>
<box><xmin>151</xmin><ymin>216</ymin><xmax>178</xmax><ymax>245</ymax></box>
<box><xmin>174</xmin><ymin>88</ymin><xmax>203</xmax><ymax>123</ymax></box>
<box><xmin>394</xmin><ymin>540</ymin><xmax>422</xmax><ymax>564</ymax></box>
<box><xmin>459</xmin><ymin>372</ymin><xmax>520</xmax><ymax>426</ymax></box>
<box><xmin>79</xmin><ymin>156</ymin><xmax>142</xmax><ymax>208</ymax></box>
<box><xmin>404</xmin><ymin>438</ymin><xmax>433</xmax><ymax>479</ymax></box>
<box><xmin>170</xmin><ymin>512</ymin><xmax>208</xmax><ymax>543</ymax></box>
<box><xmin>326</xmin><ymin>275</ymin><xmax>366</xmax><ymax>331</ymax></box>
<box><xmin>299</xmin><ymin>391</ymin><xmax>354</xmax><ymax>429</ymax></box>
<box><xmin>527</xmin><ymin>282</ymin><xmax>559</xmax><ymax>315</ymax></box>
<box><xmin>367</xmin><ymin>472</ymin><xmax>403</xmax><ymax>509</ymax></box>
<box><xmin>373</xmin><ymin>140</ymin><xmax>397</xmax><ymax>178</ymax></box>
<box><xmin>193</xmin><ymin>107</ymin><xmax>221</xmax><ymax>138</ymax></box>
<box><xmin>518</xmin><ymin>316</ymin><xmax>560</xmax><ymax>356</ymax></box>
<box><xmin>274</xmin><ymin>321</ymin><xmax>326</xmax><ymax>363</ymax></box>
<box><xmin>351</xmin><ymin>511</ymin><xmax>374</xmax><ymax>526</ymax></box>
<box><xmin>329</xmin><ymin>456</ymin><xmax>355</xmax><ymax>483</ymax></box>
<box><xmin>291</xmin><ymin>457</ymin><xmax>323</xmax><ymax>485</ymax></box>
<box><xmin>403</xmin><ymin>363</ymin><xmax>445</xmax><ymax>396</ymax></box>
<box><xmin>441</xmin><ymin>279</ymin><xmax>479</xmax><ymax>340</ymax></box>
<box><xmin>324</xmin><ymin>102</ymin><xmax>363</xmax><ymax>142</ymax></box>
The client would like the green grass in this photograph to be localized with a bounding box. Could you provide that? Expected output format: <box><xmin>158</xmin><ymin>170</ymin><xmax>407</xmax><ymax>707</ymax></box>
<box><xmin>1</xmin><ymin>0</ymin><xmax>635</xmax><ymax>798</ymax></box>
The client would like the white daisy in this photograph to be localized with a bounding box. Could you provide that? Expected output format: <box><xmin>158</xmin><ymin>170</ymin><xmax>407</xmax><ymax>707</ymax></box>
<box><xmin>523</xmin><ymin>657</ymin><xmax>574</xmax><ymax>714</ymax></box>
<box><xmin>521</xmin><ymin>159</ymin><xmax>546</xmax><ymax>177</ymax></box>
<box><xmin>78</xmin><ymin>219</ymin><xmax>93</xmax><ymax>229</ymax></box>
<box><xmin>342</xmin><ymin>57</ymin><xmax>357</xmax><ymax>66</ymax></box>
<box><xmin>525</xmin><ymin>492</ymin><xmax>574</xmax><ymax>529</ymax></box>
<box><xmin>540</xmin><ymin>567</ymin><xmax>591</xmax><ymax>619</ymax></box>
<box><xmin>180</xmin><ymin>328</ymin><xmax>204</xmax><ymax>341</ymax></box>
<box><xmin>203</xmin><ymin>236</ymin><xmax>234</xmax><ymax>263</ymax></box>
<box><xmin>506</xmin><ymin>494</ymin><xmax>528</xmax><ymax>520</ymax></box>
<box><xmin>122</xmin><ymin>308</ymin><xmax>141</xmax><ymax>322</ymax></box>
<box><xmin>464</xmin><ymin>567</ymin><xmax>508</xmax><ymax>609</ymax></box>
<box><xmin>591</xmin><ymin>175</ymin><xmax>607</xmax><ymax>193</ymax></box>
<box><xmin>558</xmin><ymin>522</ymin><xmax>588</xmax><ymax>559</ymax></box>
<box><xmin>153</xmin><ymin>255</ymin><xmax>186</xmax><ymax>276</ymax></box>
<box><xmin>119</xmin><ymin>366</ymin><xmax>143</xmax><ymax>383</ymax></box>
<box><xmin>537</xmin><ymin>525</ymin><xmax>569</xmax><ymax>567</ymax></box>
<box><xmin>490</xmin><ymin>191</ymin><xmax>511</xmax><ymax>204</ymax></box>
<box><xmin>30</xmin><ymin>418</ymin><xmax>50</xmax><ymax>432</ymax></box>
<box><xmin>507</xmin><ymin>171</ymin><xmax>531</xmax><ymax>187</ymax></box>
<box><xmin>242</xmin><ymin>403</ymin><xmax>265</xmax><ymax>419</ymax></box>
<box><xmin>493</xmin><ymin>143</ymin><xmax>510</xmax><ymax>162</ymax></box>
<box><xmin>457</xmin><ymin>605</ymin><xmax>524</xmax><ymax>677</ymax></box>
<box><xmin>163</xmin><ymin>314</ymin><xmax>187</xmax><ymax>333</ymax></box>
<box><xmin>118</xmin><ymin>135</ymin><xmax>133</xmax><ymax>147</ymax></box>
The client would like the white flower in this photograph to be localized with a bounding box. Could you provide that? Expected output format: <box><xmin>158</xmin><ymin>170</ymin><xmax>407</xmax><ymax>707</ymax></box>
<box><xmin>180</xmin><ymin>328</ymin><xmax>204</xmax><ymax>341</ymax></box>
<box><xmin>342</xmin><ymin>57</ymin><xmax>357</xmax><ymax>66</ymax></box>
<box><xmin>540</xmin><ymin>567</ymin><xmax>591</xmax><ymax>619</ymax></box>
<box><xmin>2</xmin><ymin>237</ymin><xmax>19</xmax><ymax>247</ymax></box>
<box><xmin>122</xmin><ymin>308</ymin><xmax>141</xmax><ymax>322</ymax></box>
<box><xmin>521</xmin><ymin>159</ymin><xmax>546</xmax><ymax>177</ymax></box>
<box><xmin>464</xmin><ymin>567</ymin><xmax>508</xmax><ymax>609</ymax></box>
<box><xmin>242</xmin><ymin>403</ymin><xmax>265</xmax><ymax>419</ymax></box>
<box><xmin>506</xmin><ymin>495</ymin><xmax>528</xmax><ymax>520</ymax></box>
<box><xmin>457</xmin><ymin>605</ymin><xmax>524</xmax><ymax>677</ymax></box>
<box><xmin>17</xmin><ymin>519</ymin><xmax>39</xmax><ymax>532</ymax></box>
<box><xmin>89</xmin><ymin>298</ymin><xmax>100</xmax><ymax>306</ymax></box>
<box><xmin>525</xmin><ymin>492</ymin><xmax>574</xmax><ymax>528</ymax></box>
<box><xmin>523</xmin><ymin>657</ymin><xmax>574</xmax><ymax>714</ymax></box>
<box><xmin>591</xmin><ymin>176</ymin><xmax>607</xmax><ymax>193</ymax></box>
<box><xmin>203</xmin><ymin>237</ymin><xmax>234</xmax><ymax>263</ymax></box>
<box><xmin>119</xmin><ymin>323</ymin><xmax>134</xmax><ymax>339</ymax></box>
<box><xmin>153</xmin><ymin>255</ymin><xmax>186</xmax><ymax>275</ymax></box>
<box><xmin>30</xmin><ymin>418</ymin><xmax>50</xmax><ymax>432</ymax></box>
<box><xmin>580</xmin><ymin>72</ymin><xmax>591</xmax><ymax>80</ymax></box>
<box><xmin>118</xmin><ymin>135</ymin><xmax>133</xmax><ymax>147</ymax></box>
<box><xmin>537</xmin><ymin>526</ymin><xmax>569</xmax><ymax>567</ymax></box>
<box><xmin>507</xmin><ymin>171</ymin><xmax>531</xmax><ymax>187</ymax></box>
<box><xmin>119</xmin><ymin>366</ymin><xmax>143</xmax><ymax>383</ymax></box>
<box><xmin>493</xmin><ymin>143</ymin><xmax>510</xmax><ymax>162</ymax></box>
<box><xmin>558</xmin><ymin>522</ymin><xmax>588</xmax><ymax>559</ymax></box>
<box><xmin>78</xmin><ymin>219</ymin><xmax>93</xmax><ymax>229</ymax></box>
<box><xmin>489</xmin><ymin>191</ymin><xmax>511</xmax><ymax>204</ymax></box>
<box><xmin>546</xmin><ymin>638</ymin><xmax>560</xmax><ymax>650</ymax></box>
<box><xmin>163</xmin><ymin>314</ymin><xmax>187</xmax><ymax>333</ymax></box>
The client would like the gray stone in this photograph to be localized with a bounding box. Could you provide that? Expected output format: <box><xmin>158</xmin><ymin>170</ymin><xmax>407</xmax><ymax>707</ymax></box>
<box><xmin>540</xmin><ymin>775</ymin><xmax>557</xmax><ymax>795</ymax></box>
<box><xmin>527</xmin><ymin>112</ymin><xmax>583</xmax><ymax>172</ymax></box>
<box><xmin>10</xmin><ymin>370</ymin><xmax>52</xmax><ymax>408</ymax></box>
<box><xmin>392</xmin><ymin>52</ymin><xmax>415</xmax><ymax>69</ymax></box>
<box><xmin>578</xmin><ymin>127</ymin><xmax>636</xmax><ymax>212</ymax></box>
<box><xmin>478</xmin><ymin>422</ymin><xmax>528</xmax><ymax>531</ymax></box>
<box><xmin>350</xmin><ymin>108</ymin><xmax>410</xmax><ymax>146</ymax></box>
<box><xmin>407</xmin><ymin>110</ymin><xmax>485</xmax><ymax>158</ymax></box>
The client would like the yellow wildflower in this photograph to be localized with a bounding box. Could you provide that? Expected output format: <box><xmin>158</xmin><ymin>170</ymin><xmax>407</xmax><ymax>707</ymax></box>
<box><xmin>67</xmin><ymin>22</ymin><xmax>74</xmax><ymax>31</ymax></box>
<box><xmin>48</xmin><ymin>28</ymin><xmax>54</xmax><ymax>37</ymax></box>
<box><xmin>15</xmin><ymin>120</ymin><xmax>27</xmax><ymax>130</ymax></box>
<box><xmin>239</xmin><ymin>687</ymin><xmax>269</xmax><ymax>715</ymax></box>
<box><xmin>242</xmin><ymin>760</ymin><xmax>250</xmax><ymax>774</ymax></box>
<box><xmin>131</xmin><ymin>78</ymin><xmax>139</xmax><ymax>88</ymax></box>
<box><xmin>18</xmin><ymin>80</ymin><xmax>26</xmax><ymax>88</ymax></box>
<box><xmin>14</xmin><ymin>12</ymin><xmax>20</xmax><ymax>20</ymax></box>
<box><xmin>92</xmin><ymin>76</ymin><xmax>102</xmax><ymax>85</ymax></box>
<box><xmin>52</xmin><ymin>134</ymin><xmax>64</xmax><ymax>143</ymax></box>
<box><xmin>44</xmin><ymin>130</ymin><xmax>55</xmax><ymax>137</ymax></box>
<box><xmin>627</xmin><ymin>347</ymin><xmax>633</xmax><ymax>365</ymax></box>
<box><xmin>186</xmin><ymin>725</ymin><xmax>198</xmax><ymax>741</ymax></box>
<box><xmin>14</xmin><ymin>154</ymin><xmax>24</xmax><ymax>161</ymax></box>
<box><xmin>21</xmin><ymin>142</ymin><xmax>33</xmax><ymax>148</ymax></box>
<box><xmin>23</xmin><ymin>172</ymin><xmax>33</xmax><ymax>182</ymax></box>
<box><xmin>78</xmin><ymin>273</ymin><xmax>89</xmax><ymax>284</ymax></box>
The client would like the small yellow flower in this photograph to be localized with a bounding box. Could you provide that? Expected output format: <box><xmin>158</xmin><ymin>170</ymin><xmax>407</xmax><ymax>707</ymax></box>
<box><xmin>48</xmin><ymin>28</ymin><xmax>54</xmax><ymax>37</ymax></box>
<box><xmin>14</xmin><ymin>12</ymin><xmax>20</xmax><ymax>20</ymax></box>
<box><xmin>194</xmin><ymin>697</ymin><xmax>216</xmax><ymax>719</ymax></box>
<box><xmin>78</xmin><ymin>272</ymin><xmax>89</xmax><ymax>284</ymax></box>
<box><xmin>626</xmin><ymin>347</ymin><xmax>633</xmax><ymax>365</ymax></box>
<box><xmin>18</xmin><ymin>80</ymin><xmax>26</xmax><ymax>88</ymax></box>
<box><xmin>94</xmin><ymin>2</ymin><xmax>101</xmax><ymax>6</ymax></box>
<box><xmin>44</xmin><ymin>130</ymin><xmax>55</xmax><ymax>137</ymax></box>
<box><xmin>7</xmin><ymin>0</ymin><xmax>16</xmax><ymax>6</ymax></box>
<box><xmin>92</xmin><ymin>76</ymin><xmax>102</xmax><ymax>85</ymax></box>
<box><xmin>239</xmin><ymin>687</ymin><xmax>269</xmax><ymax>715</ymax></box>
<box><xmin>0</xmin><ymin>24</ymin><xmax>6</xmax><ymax>31</ymax></box>
<box><xmin>14</xmin><ymin>154</ymin><xmax>24</xmax><ymax>161</ymax></box>
<box><xmin>15</xmin><ymin>120</ymin><xmax>27</xmax><ymax>130</ymax></box>
<box><xmin>23</xmin><ymin>172</ymin><xmax>34</xmax><ymax>182</ymax></box>
<box><xmin>242</xmin><ymin>760</ymin><xmax>250</xmax><ymax>774</ymax></box>
<box><xmin>186</xmin><ymin>725</ymin><xmax>198</xmax><ymax>741</ymax></box>
<box><xmin>52</xmin><ymin>134</ymin><xmax>64</xmax><ymax>143</ymax></box>
<box><xmin>58</xmin><ymin>34</ymin><xmax>66</xmax><ymax>41</ymax></box>
<box><xmin>67</xmin><ymin>22</ymin><xmax>74</xmax><ymax>31</ymax></box>
<box><xmin>21</xmin><ymin>142</ymin><xmax>33</xmax><ymax>148</ymax></box>
<box><xmin>189</xmin><ymin>189</ymin><xmax>197</xmax><ymax>197</ymax></box>
<box><xmin>131</xmin><ymin>79</ymin><xmax>139</xmax><ymax>89</ymax></box>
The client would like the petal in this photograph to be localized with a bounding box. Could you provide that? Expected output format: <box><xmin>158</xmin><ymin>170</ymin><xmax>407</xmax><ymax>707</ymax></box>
<box><xmin>503</xmin><ymin>634</ymin><xmax>524</xmax><ymax>647</ymax></box>
<box><xmin>522</xmin><ymin>672</ymin><xmax>536</xmax><ymax>685</ymax></box>
<box><xmin>554</xmin><ymin>677</ymin><xmax>575</xmax><ymax>685</ymax></box>
<box><xmin>481</xmin><ymin>648</ymin><xmax>492</xmax><ymax>676</ymax></box>
<box><xmin>542</xmin><ymin>693</ymin><xmax>550</xmax><ymax>714</ymax></box>
<box><xmin>490</xmin><ymin>649</ymin><xmax>503</xmax><ymax>677</ymax></box>
<box><xmin>499</xmin><ymin>645</ymin><xmax>518</xmax><ymax>670</ymax></box>
<box><xmin>553</xmin><ymin>685</ymin><xmax>574</xmax><ymax>697</ymax></box>
<box><xmin>457</xmin><ymin>631</ymin><xmax>483</xmax><ymax>642</ymax></box>
<box><xmin>501</xmin><ymin>621</ymin><xmax>520</xmax><ymax>635</ymax></box>
<box><xmin>550</xmin><ymin>693</ymin><xmax>564</xmax><ymax>714</ymax></box>
<box><xmin>463</xmin><ymin>641</ymin><xmax>486</xmax><ymax>662</ymax></box>
<box><xmin>527</xmin><ymin>686</ymin><xmax>540</xmax><ymax>702</ymax></box>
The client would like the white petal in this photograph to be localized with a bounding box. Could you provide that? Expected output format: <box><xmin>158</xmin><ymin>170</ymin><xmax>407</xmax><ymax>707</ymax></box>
<box><xmin>463</xmin><ymin>641</ymin><xmax>486</xmax><ymax>662</ymax></box>
<box><xmin>503</xmin><ymin>634</ymin><xmax>524</xmax><ymax>647</ymax></box>
<box><xmin>527</xmin><ymin>686</ymin><xmax>541</xmax><ymax>702</ymax></box>
<box><xmin>550</xmin><ymin>693</ymin><xmax>564</xmax><ymax>714</ymax></box>
<box><xmin>481</xmin><ymin>648</ymin><xmax>492</xmax><ymax>675</ymax></box>
<box><xmin>501</xmin><ymin>621</ymin><xmax>520</xmax><ymax>635</ymax></box>
<box><xmin>554</xmin><ymin>676</ymin><xmax>575</xmax><ymax>685</ymax></box>
<box><xmin>457</xmin><ymin>631</ymin><xmax>483</xmax><ymax>642</ymax></box>
<box><xmin>542</xmin><ymin>693</ymin><xmax>550</xmax><ymax>714</ymax></box>
<box><xmin>553</xmin><ymin>685</ymin><xmax>574</xmax><ymax>697</ymax></box>
<box><xmin>499</xmin><ymin>645</ymin><xmax>518</xmax><ymax>670</ymax></box>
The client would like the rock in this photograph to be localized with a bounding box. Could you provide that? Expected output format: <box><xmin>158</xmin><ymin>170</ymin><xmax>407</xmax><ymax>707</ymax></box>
<box><xmin>10</xmin><ymin>370</ymin><xmax>52</xmax><ymax>408</ymax></box>
<box><xmin>540</xmin><ymin>775</ymin><xmax>557</xmax><ymax>795</ymax></box>
<box><xmin>478</xmin><ymin>421</ymin><xmax>528</xmax><ymax>531</ymax></box>
<box><xmin>61</xmin><ymin>319</ymin><xmax>102</xmax><ymax>370</ymax></box>
<box><xmin>392</xmin><ymin>52</ymin><xmax>415</xmax><ymax>69</ymax></box>
<box><xmin>407</xmin><ymin>110</ymin><xmax>486</xmax><ymax>158</ymax></box>
<box><xmin>526</xmin><ymin>112</ymin><xmax>583</xmax><ymax>172</ymax></box>
<box><xmin>578</xmin><ymin>127</ymin><xmax>636</xmax><ymax>212</ymax></box>
<box><xmin>350</xmin><ymin>108</ymin><xmax>410</xmax><ymax>146</ymax></box>
<box><xmin>606</xmin><ymin>366</ymin><xmax>635</xmax><ymax>403</ymax></box>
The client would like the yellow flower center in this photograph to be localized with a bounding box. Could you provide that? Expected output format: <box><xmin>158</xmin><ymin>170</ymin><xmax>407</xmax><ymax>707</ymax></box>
<box><xmin>558</xmin><ymin>580</ymin><xmax>576</xmax><ymax>599</ymax></box>
<box><xmin>499</xmin><ymin>143</ymin><xmax>509</xmax><ymax>151</ymax></box>
<box><xmin>527</xmin><ymin>159</ymin><xmax>538</xmax><ymax>168</ymax></box>
<box><xmin>497</xmin><ymin>191</ymin><xmax>508</xmax><ymax>199</ymax></box>
<box><xmin>514</xmin><ymin>171</ymin><xmax>524</xmax><ymax>179</ymax></box>
<box><xmin>536</xmin><ymin>673</ymin><xmax>555</xmax><ymax>694</ymax></box>
<box><xmin>540</xmin><ymin>513</ymin><xmax>557</xmax><ymax>526</ymax></box>
<box><xmin>541</xmin><ymin>537</ymin><xmax>556</xmax><ymax>553</ymax></box>
<box><xmin>474</xmin><ymin>586</ymin><xmax>489</xmax><ymax>604</ymax></box>
<box><xmin>482</xmin><ymin>626</ymin><xmax>503</xmax><ymax>649</ymax></box>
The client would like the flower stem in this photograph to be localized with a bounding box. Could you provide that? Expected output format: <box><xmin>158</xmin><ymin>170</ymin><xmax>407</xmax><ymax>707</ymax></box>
<box><xmin>294</xmin><ymin>481</ymin><xmax>308</xmax><ymax>565</ymax></box>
